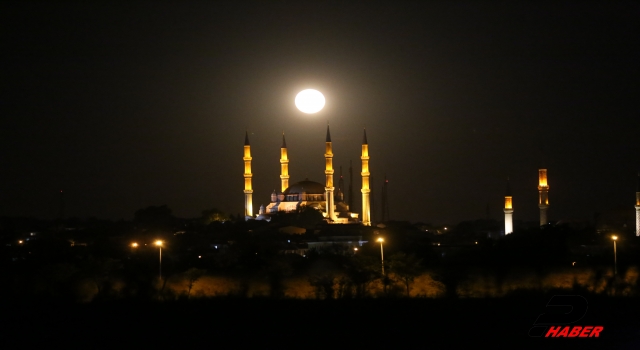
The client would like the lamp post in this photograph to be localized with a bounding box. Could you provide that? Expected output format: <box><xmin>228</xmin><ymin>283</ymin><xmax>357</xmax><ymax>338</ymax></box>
<box><xmin>130</xmin><ymin>242</ymin><xmax>138</xmax><ymax>256</ymax></box>
<box><xmin>377</xmin><ymin>237</ymin><xmax>384</xmax><ymax>275</ymax></box>
<box><xmin>612</xmin><ymin>235</ymin><xmax>617</xmax><ymax>276</ymax></box>
<box><xmin>155</xmin><ymin>240</ymin><xmax>163</xmax><ymax>280</ymax></box>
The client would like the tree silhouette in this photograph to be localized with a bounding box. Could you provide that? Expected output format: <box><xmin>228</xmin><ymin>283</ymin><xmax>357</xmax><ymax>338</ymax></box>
<box><xmin>184</xmin><ymin>268</ymin><xmax>207</xmax><ymax>297</ymax></box>
<box><xmin>309</xmin><ymin>274</ymin><xmax>336</xmax><ymax>299</ymax></box>
<box><xmin>270</xmin><ymin>205</ymin><xmax>324</xmax><ymax>229</ymax></box>
<box><xmin>201</xmin><ymin>208</ymin><xmax>230</xmax><ymax>225</ymax></box>
<box><xmin>389</xmin><ymin>252</ymin><xmax>423</xmax><ymax>296</ymax></box>
<box><xmin>344</xmin><ymin>254</ymin><xmax>380</xmax><ymax>298</ymax></box>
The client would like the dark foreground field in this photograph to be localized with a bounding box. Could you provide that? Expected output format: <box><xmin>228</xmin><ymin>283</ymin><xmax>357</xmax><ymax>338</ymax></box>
<box><xmin>2</xmin><ymin>293</ymin><xmax>639</xmax><ymax>349</ymax></box>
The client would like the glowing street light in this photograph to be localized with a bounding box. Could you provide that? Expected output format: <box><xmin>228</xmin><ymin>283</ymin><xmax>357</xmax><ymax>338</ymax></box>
<box><xmin>130</xmin><ymin>242</ymin><xmax>139</xmax><ymax>255</ymax></box>
<box><xmin>155</xmin><ymin>240</ymin><xmax>163</xmax><ymax>280</ymax></box>
<box><xmin>612</xmin><ymin>235</ymin><xmax>618</xmax><ymax>276</ymax></box>
<box><xmin>377</xmin><ymin>237</ymin><xmax>385</xmax><ymax>275</ymax></box>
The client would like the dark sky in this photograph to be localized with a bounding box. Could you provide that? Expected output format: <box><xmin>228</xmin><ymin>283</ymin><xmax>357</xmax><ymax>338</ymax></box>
<box><xmin>2</xmin><ymin>1</ymin><xmax>639</xmax><ymax>224</ymax></box>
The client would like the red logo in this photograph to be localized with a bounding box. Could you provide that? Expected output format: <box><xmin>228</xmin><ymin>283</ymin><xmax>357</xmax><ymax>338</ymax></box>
<box><xmin>528</xmin><ymin>295</ymin><xmax>604</xmax><ymax>338</ymax></box>
<box><xmin>543</xmin><ymin>326</ymin><xmax>603</xmax><ymax>338</ymax></box>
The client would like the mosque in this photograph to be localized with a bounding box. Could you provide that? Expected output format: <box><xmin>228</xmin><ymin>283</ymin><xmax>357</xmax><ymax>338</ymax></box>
<box><xmin>503</xmin><ymin>168</ymin><xmax>550</xmax><ymax>235</ymax></box>
<box><xmin>243</xmin><ymin>126</ymin><xmax>371</xmax><ymax>225</ymax></box>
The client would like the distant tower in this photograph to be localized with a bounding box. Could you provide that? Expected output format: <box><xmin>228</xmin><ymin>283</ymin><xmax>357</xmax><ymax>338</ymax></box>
<box><xmin>361</xmin><ymin>128</ymin><xmax>371</xmax><ymax>226</ymax></box>
<box><xmin>337</xmin><ymin>166</ymin><xmax>345</xmax><ymax>203</ymax></box>
<box><xmin>504</xmin><ymin>178</ymin><xmax>513</xmax><ymax>235</ymax></box>
<box><xmin>635</xmin><ymin>173</ymin><xmax>640</xmax><ymax>237</ymax></box>
<box><xmin>243</xmin><ymin>131</ymin><xmax>253</xmax><ymax>219</ymax></box>
<box><xmin>324</xmin><ymin>125</ymin><xmax>336</xmax><ymax>221</ymax></box>
<box><xmin>538</xmin><ymin>169</ymin><xmax>549</xmax><ymax>226</ymax></box>
<box><xmin>348</xmin><ymin>160</ymin><xmax>354</xmax><ymax>211</ymax></box>
<box><xmin>280</xmin><ymin>132</ymin><xmax>289</xmax><ymax>193</ymax></box>
<box><xmin>381</xmin><ymin>176</ymin><xmax>389</xmax><ymax>222</ymax></box>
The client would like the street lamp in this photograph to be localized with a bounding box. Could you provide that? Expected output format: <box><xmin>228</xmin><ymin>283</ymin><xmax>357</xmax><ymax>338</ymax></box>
<box><xmin>130</xmin><ymin>242</ymin><xmax>139</xmax><ymax>256</ymax></box>
<box><xmin>155</xmin><ymin>240</ymin><xmax>163</xmax><ymax>280</ymax></box>
<box><xmin>612</xmin><ymin>235</ymin><xmax>617</xmax><ymax>276</ymax></box>
<box><xmin>377</xmin><ymin>237</ymin><xmax>385</xmax><ymax>275</ymax></box>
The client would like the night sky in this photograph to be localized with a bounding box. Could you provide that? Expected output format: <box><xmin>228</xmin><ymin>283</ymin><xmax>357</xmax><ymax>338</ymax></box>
<box><xmin>2</xmin><ymin>2</ymin><xmax>639</xmax><ymax>224</ymax></box>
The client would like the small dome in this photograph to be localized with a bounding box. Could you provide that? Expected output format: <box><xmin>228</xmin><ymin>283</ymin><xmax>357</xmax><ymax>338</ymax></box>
<box><xmin>284</xmin><ymin>180</ymin><xmax>325</xmax><ymax>195</ymax></box>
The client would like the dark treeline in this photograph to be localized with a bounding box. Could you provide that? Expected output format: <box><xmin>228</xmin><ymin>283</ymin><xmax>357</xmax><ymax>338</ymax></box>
<box><xmin>1</xmin><ymin>205</ymin><xmax>639</xmax><ymax>304</ymax></box>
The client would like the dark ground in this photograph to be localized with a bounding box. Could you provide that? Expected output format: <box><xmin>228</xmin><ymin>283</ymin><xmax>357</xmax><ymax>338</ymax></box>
<box><xmin>2</xmin><ymin>294</ymin><xmax>639</xmax><ymax>349</ymax></box>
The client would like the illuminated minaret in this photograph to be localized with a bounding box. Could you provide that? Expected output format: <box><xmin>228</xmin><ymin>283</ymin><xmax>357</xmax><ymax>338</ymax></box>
<box><xmin>504</xmin><ymin>178</ymin><xmax>513</xmax><ymax>235</ymax></box>
<box><xmin>324</xmin><ymin>125</ymin><xmax>336</xmax><ymax>221</ymax></box>
<box><xmin>538</xmin><ymin>169</ymin><xmax>549</xmax><ymax>226</ymax></box>
<box><xmin>361</xmin><ymin>128</ymin><xmax>371</xmax><ymax>226</ymax></box>
<box><xmin>280</xmin><ymin>132</ymin><xmax>289</xmax><ymax>193</ymax></box>
<box><xmin>348</xmin><ymin>160</ymin><xmax>354</xmax><ymax>210</ymax></box>
<box><xmin>635</xmin><ymin>173</ymin><xmax>640</xmax><ymax>237</ymax></box>
<box><xmin>243</xmin><ymin>131</ymin><xmax>253</xmax><ymax>218</ymax></box>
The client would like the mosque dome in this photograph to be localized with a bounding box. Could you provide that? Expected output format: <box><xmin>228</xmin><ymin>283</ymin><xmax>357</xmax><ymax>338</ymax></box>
<box><xmin>283</xmin><ymin>179</ymin><xmax>325</xmax><ymax>195</ymax></box>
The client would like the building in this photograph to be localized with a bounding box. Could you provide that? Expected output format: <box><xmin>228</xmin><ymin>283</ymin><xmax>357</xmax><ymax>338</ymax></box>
<box><xmin>538</xmin><ymin>169</ymin><xmax>549</xmax><ymax>226</ymax></box>
<box><xmin>244</xmin><ymin>126</ymin><xmax>371</xmax><ymax>224</ymax></box>
<box><xmin>504</xmin><ymin>178</ymin><xmax>513</xmax><ymax>235</ymax></box>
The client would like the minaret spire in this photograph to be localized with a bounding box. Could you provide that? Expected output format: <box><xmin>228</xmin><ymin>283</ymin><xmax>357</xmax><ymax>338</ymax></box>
<box><xmin>635</xmin><ymin>172</ymin><xmax>640</xmax><ymax>236</ymax></box>
<box><xmin>243</xmin><ymin>131</ymin><xmax>253</xmax><ymax>219</ymax></box>
<box><xmin>538</xmin><ymin>169</ymin><xmax>549</xmax><ymax>226</ymax></box>
<box><xmin>348</xmin><ymin>160</ymin><xmax>354</xmax><ymax>210</ymax></box>
<box><xmin>337</xmin><ymin>165</ymin><xmax>345</xmax><ymax>202</ymax></box>
<box><xmin>361</xmin><ymin>128</ymin><xmax>371</xmax><ymax>226</ymax></box>
<box><xmin>324</xmin><ymin>125</ymin><xmax>336</xmax><ymax>221</ymax></box>
<box><xmin>504</xmin><ymin>177</ymin><xmax>513</xmax><ymax>235</ymax></box>
<box><xmin>280</xmin><ymin>132</ymin><xmax>289</xmax><ymax>192</ymax></box>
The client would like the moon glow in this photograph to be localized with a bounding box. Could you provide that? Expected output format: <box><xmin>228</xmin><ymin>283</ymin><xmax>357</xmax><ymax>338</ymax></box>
<box><xmin>295</xmin><ymin>89</ymin><xmax>325</xmax><ymax>114</ymax></box>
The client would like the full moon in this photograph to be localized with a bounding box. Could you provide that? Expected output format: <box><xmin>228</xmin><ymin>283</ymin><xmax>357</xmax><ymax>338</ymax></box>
<box><xmin>295</xmin><ymin>89</ymin><xmax>325</xmax><ymax>114</ymax></box>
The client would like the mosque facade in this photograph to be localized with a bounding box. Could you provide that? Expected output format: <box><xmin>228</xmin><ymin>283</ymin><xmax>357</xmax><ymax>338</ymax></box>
<box><xmin>244</xmin><ymin>126</ymin><xmax>371</xmax><ymax>225</ymax></box>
